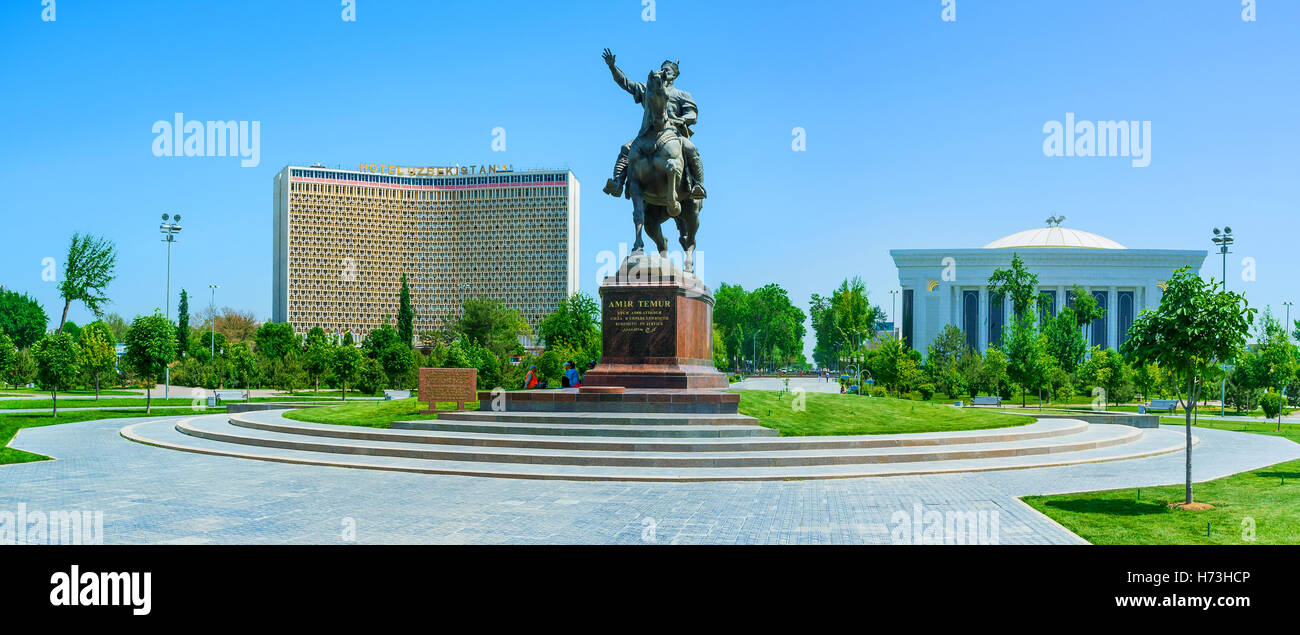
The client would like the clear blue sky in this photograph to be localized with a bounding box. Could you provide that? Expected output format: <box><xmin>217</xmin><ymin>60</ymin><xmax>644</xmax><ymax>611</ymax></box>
<box><xmin>2</xmin><ymin>0</ymin><xmax>1297</xmax><ymax>358</ymax></box>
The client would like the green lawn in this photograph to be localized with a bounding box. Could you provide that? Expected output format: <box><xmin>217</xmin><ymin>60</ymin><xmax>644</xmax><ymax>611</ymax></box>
<box><xmin>0</xmin><ymin>388</ymin><xmax>142</xmax><ymax>397</ymax></box>
<box><xmin>1023</xmin><ymin>459</ymin><xmax>1300</xmax><ymax>544</ymax></box>
<box><xmin>0</xmin><ymin>397</ymin><xmax>207</xmax><ymax>410</ymax></box>
<box><xmin>736</xmin><ymin>390</ymin><xmax>1032</xmax><ymax>436</ymax></box>
<box><xmin>0</xmin><ymin>409</ymin><xmax>180</xmax><ymax>465</ymax></box>
<box><xmin>282</xmin><ymin>397</ymin><xmax>478</xmax><ymax>428</ymax></box>
<box><xmin>280</xmin><ymin>390</ymin><xmax>1032</xmax><ymax>435</ymax></box>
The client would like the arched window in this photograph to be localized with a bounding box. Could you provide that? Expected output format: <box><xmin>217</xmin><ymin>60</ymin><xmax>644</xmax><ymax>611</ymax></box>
<box><xmin>963</xmin><ymin>290</ymin><xmax>979</xmax><ymax>351</ymax></box>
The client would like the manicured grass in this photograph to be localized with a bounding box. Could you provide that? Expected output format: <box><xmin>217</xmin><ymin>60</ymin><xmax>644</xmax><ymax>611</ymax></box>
<box><xmin>0</xmin><ymin>409</ymin><xmax>180</xmax><ymax>465</ymax></box>
<box><xmin>1023</xmin><ymin>459</ymin><xmax>1300</xmax><ymax>544</ymax></box>
<box><xmin>736</xmin><ymin>390</ymin><xmax>1032</xmax><ymax>436</ymax></box>
<box><xmin>0</xmin><ymin>388</ymin><xmax>142</xmax><ymax>397</ymax></box>
<box><xmin>282</xmin><ymin>397</ymin><xmax>478</xmax><ymax>428</ymax></box>
<box><xmin>0</xmin><ymin>397</ymin><xmax>205</xmax><ymax>410</ymax></box>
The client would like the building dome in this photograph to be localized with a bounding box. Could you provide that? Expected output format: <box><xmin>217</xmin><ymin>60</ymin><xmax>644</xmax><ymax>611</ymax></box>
<box><xmin>982</xmin><ymin>226</ymin><xmax>1126</xmax><ymax>250</ymax></box>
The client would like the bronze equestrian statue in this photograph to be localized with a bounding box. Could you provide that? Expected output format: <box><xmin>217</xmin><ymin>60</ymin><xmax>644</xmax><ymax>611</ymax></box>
<box><xmin>601</xmin><ymin>49</ymin><xmax>705</xmax><ymax>272</ymax></box>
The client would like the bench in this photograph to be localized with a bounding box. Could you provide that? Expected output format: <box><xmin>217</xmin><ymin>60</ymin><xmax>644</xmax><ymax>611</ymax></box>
<box><xmin>1147</xmin><ymin>399</ymin><xmax>1178</xmax><ymax>413</ymax></box>
<box><xmin>214</xmin><ymin>389</ymin><xmax>248</xmax><ymax>404</ymax></box>
<box><xmin>971</xmin><ymin>396</ymin><xmax>1002</xmax><ymax>406</ymax></box>
<box><xmin>383</xmin><ymin>390</ymin><xmax>411</xmax><ymax>401</ymax></box>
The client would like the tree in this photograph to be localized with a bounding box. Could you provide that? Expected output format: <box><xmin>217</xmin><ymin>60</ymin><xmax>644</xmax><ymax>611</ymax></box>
<box><xmin>8</xmin><ymin>349</ymin><xmax>37</xmax><ymax>388</ymax></box>
<box><xmin>1082</xmin><ymin>348</ymin><xmax>1129</xmax><ymax>407</ymax></box>
<box><xmin>1248</xmin><ymin>310</ymin><xmax>1298</xmax><ymax>429</ymax></box>
<box><xmin>61</xmin><ymin>321</ymin><xmax>82</xmax><ymax>342</ymax></box>
<box><xmin>102</xmin><ymin>313</ymin><xmax>128</xmax><ymax>343</ymax></box>
<box><xmin>396</xmin><ymin>273</ymin><xmax>415</xmax><ymax>346</ymax></box>
<box><xmin>955</xmin><ymin>346</ymin><xmax>984</xmax><ymax>399</ymax></box>
<box><xmin>1122</xmin><ymin>267</ymin><xmax>1254</xmax><ymax>506</ymax></box>
<box><xmin>826</xmin><ymin>277</ymin><xmax>885</xmax><ymax>370</ymax></box>
<box><xmin>57</xmin><ymin>233</ymin><xmax>117</xmax><ymax>331</ymax></box>
<box><xmin>228</xmin><ymin>342</ymin><xmax>258</xmax><ymax>390</ymax></box>
<box><xmin>331</xmin><ymin>345</ymin><xmax>362</xmax><ymax>400</ymax></box>
<box><xmin>712</xmin><ymin>326</ymin><xmax>728</xmax><ymax>371</ymax></box>
<box><xmin>1042</xmin><ymin>307</ymin><xmax>1087</xmax><ymax>373</ymax></box>
<box><xmin>1067</xmin><ymin>285</ymin><xmax>1106</xmax><ymax>348</ymax></box>
<box><xmin>1003</xmin><ymin>312</ymin><xmax>1046</xmax><ymax>406</ymax></box>
<box><xmin>77</xmin><ymin>321</ymin><xmax>117</xmax><ymax>400</ymax></box>
<box><xmin>122</xmin><ymin>312</ymin><xmax>177</xmax><ymax>413</ymax></box>
<box><xmin>537</xmin><ymin>292</ymin><xmax>601</xmax><ymax>351</ymax></box>
<box><xmin>270</xmin><ymin>352</ymin><xmax>307</xmax><ymax>393</ymax></box>
<box><xmin>987</xmin><ymin>254</ymin><xmax>1039</xmax><ymax>318</ymax></box>
<box><xmin>254</xmin><ymin>322</ymin><xmax>298</xmax><ymax>360</ymax></box>
<box><xmin>176</xmin><ymin>289</ymin><xmax>190</xmax><ymax>359</ymax></box>
<box><xmin>982</xmin><ymin>347</ymin><xmax>1009</xmax><ymax>398</ymax></box>
<box><xmin>0</xmin><ymin>289</ymin><xmax>48</xmax><ymax>348</ymax></box>
<box><xmin>379</xmin><ymin>343</ymin><xmax>415</xmax><ymax>389</ymax></box>
<box><xmin>714</xmin><ymin>283</ymin><xmax>751</xmax><ymax>370</ymax></box>
<box><xmin>455</xmin><ymin>297</ymin><xmax>530</xmax><ymax>361</ymax></box>
<box><xmin>303</xmin><ymin>331</ymin><xmax>334</xmax><ymax>393</ymax></box>
<box><xmin>0</xmin><ymin>333</ymin><xmax>16</xmax><ymax>389</ymax></box>
<box><xmin>32</xmin><ymin>332</ymin><xmax>81</xmax><ymax>417</ymax></box>
<box><xmin>925</xmin><ymin>325</ymin><xmax>968</xmax><ymax>397</ymax></box>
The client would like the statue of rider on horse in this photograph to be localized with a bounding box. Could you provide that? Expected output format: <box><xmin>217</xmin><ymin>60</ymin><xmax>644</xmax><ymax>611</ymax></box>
<box><xmin>601</xmin><ymin>49</ymin><xmax>705</xmax><ymax>272</ymax></box>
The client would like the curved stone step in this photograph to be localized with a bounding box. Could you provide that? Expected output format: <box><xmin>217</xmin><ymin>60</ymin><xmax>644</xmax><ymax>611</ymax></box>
<box><xmin>232</xmin><ymin>412</ymin><xmax>1086</xmax><ymax>452</ymax></box>
<box><xmin>393</xmin><ymin>419</ymin><xmax>779</xmax><ymax>438</ymax></box>
<box><xmin>433</xmin><ymin>411</ymin><xmax>761</xmax><ymax>426</ymax></box>
<box><xmin>119</xmin><ymin>414</ymin><xmax>1193</xmax><ymax>481</ymax></box>
<box><xmin>178</xmin><ymin>414</ymin><xmax>1138</xmax><ymax>468</ymax></box>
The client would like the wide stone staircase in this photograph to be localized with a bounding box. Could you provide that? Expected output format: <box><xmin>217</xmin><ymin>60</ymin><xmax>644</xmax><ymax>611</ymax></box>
<box><xmin>120</xmin><ymin>394</ymin><xmax>1191</xmax><ymax>481</ymax></box>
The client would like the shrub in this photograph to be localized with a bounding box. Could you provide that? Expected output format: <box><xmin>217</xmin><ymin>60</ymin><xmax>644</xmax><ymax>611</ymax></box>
<box><xmin>917</xmin><ymin>383</ymin><xmax>936</xmax><ymax>400</ymax></box>
<box><xmin>1260</xmin><ymin>391</ymin><xmax>1285</xmax><ymax>420</ymax></box>
<box><xmin>870</xmin><ymin>386</ymin><xmax>888</xmax><ymax>398</ymax></box>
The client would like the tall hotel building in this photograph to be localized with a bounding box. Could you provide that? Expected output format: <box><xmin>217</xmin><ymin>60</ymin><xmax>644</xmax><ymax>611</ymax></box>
<box><xmin>273</xmin><ymin>164</ymin><xmax>579</xmax><ymax>339</ymax></box>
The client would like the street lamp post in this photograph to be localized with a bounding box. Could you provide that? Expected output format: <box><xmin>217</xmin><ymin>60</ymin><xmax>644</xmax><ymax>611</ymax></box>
<box><xmin>1284</xmin><ymin>301</ymin><xmax>1294</xmax><ymax>342</ymax></box>
<box><xmin>1211</xmin><ymin>227</ymin><xmax>1234</xmax><ymax>415</ymax></box>
<box><xmin>1211</xmin><ymin>227</ymin><xmax>1233</xmax><ymax>291</ymax></box>
<box><xmin>208</xmin><ymin>284</ymin><xmax>220</xmax><ymax>358</ymax></box>
<box><xmin>160</xmin><ymin>214</ymin><xmax>183</xmax><ymax>399</ymax></box>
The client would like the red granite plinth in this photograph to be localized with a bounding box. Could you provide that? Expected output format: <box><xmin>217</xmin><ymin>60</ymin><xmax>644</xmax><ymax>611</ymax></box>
<box><xmin>581</xmin><ymin>269</ymin><xmax>728</xmax><ymax>390</ymax></box>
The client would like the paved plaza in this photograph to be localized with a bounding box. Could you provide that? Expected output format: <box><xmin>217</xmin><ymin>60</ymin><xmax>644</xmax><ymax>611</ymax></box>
<box><xmin>1</xmin><ymin>413</ymin><xmax>1296</xmax><ymax>545</ymax></box>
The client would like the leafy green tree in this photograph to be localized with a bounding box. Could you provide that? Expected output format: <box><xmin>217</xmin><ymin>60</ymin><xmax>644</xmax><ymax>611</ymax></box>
<box><xmin>61</xmin><ymin>320</ymin><xmax>82</xmax><ymax>342</ymax></box>
<box><xmin>0</xmin><ymin>333</ymin><xmax>16</xmax><ymax>389</ymax></box>
<box><xmin>379</xmin><ymin>343</ymin><xmax>415</xmax><ymax>389</ymax></box>
<box><xmin>271</xmin><ymin>352</ymin><xmax>307</xmax><ymax>393</ymax></box>
<box><xmin>8</xmin><ymin>349</ymin><xmax>38</xmax><ymax>388</ymax></box>
<box><xmin>825</xmin><ymin>277</ymin><xmax>885</xmax><ymax>370</ymax></box>
<box><xmin>176</xmin><ymin>289</ymin><xmax>190</xmax><ymax>359</ymax></box>
<box><xmin>537</xmin><ymin>292</ymin><xmax>601</xmax><ymax>351</ymax></box>
<box><xmin>1248</xmin><ymin>310</ymin><xmax>1298</xmax><ymax>429</ymax></box>
<box><xmin>1122</xmin><ymin>267</ymin><xmax>1254</xmax><ymax>505</ymax></box>
<box><xmin>331</xmin><ymin>346</ymin><xmax>362</xmax><ymax>400</ymax></box>
<box><xmin>102</xmin><ymin>313</ymin><xmax>128</xmax><ymax>343</ymax></box>
<box><xmin>987</xmin><ymin>254</ymin><xmax>1039</xmax><ymax>318</ymax></box>
<box><xmin>712</xmin><ymin>326</ymin><xmax>728</xmax><ymax>371</ymax></box>
<box><xmin>925</xmin><ymin>324</ymin><xmax>968</xmax><ymax>397</ymax></box>
<box><xmin>1131</xmin><ymin>361</ymin><xmax>1163</xmax><ymax>401</ymax></box>
<box><xmin>228</xmin><ymin>341</ymin><xmax>258</xmax><ymax>390</ymax></box>
<box><xmin>122</xmin><ymin>312</ymin><xmax>177</xmax><ymax>413</ymax></box>
<box><xmin>57</xmin><ymin>232</ymin><xmax>117</xmax><ymax>331</ymax></box>
<box><xmin>32</xmin><ymin>331</ymin><xmax>81</xmax><ymax>416</ymax></box>
<box><xmin>714</xmin><ymin>283</ymin><xmax>751</xmax><ymax>370</ymax></box>
<box><xmin>355</xmin><ymin>357</ymin><xmax>385</xmax><ymax>395</ymax></box>
<box><xmin>456</xmin><ymin>297</ymin><xmax>530</xmax><ymax>361</ymax></box>
<box><xmin>982</xmin><ymin>347</ymin><xmax>1009</xmax><ymax>398</ymax></box>
<box><xmin>0</xmin><ymin>289</ymin><xmax>49</xmax><ymax>348</ymax></box>
<box><xmin>1082</xmin><ymin>348</ymin><xmax>1130</xmax><ymax>407</ymax></box>
<box><xmin>1003</xmin><ymin>312</ymin><xmax>1046</xmax><ymax>406</ymax></box>
<box><xmin>1067</xmin><ymin>285</ymin><xmax>1106</xmax><ymax>348</ymax></box>
<box><xmin>1042</xmin><ymin>307</ymin><xmax>1087</xmax><ymax>373</ymax></box>
<box><xmin>77</xmin><ymin>321</ymin><xmax>117</xmax><ymax>400</ymax></box>
<box><xmin>254</xmin><ymin>321</ymin><xmax>298</xmax><ymax>360</ymax></box>
<box><xmin>955</xmin><ymin>346</ymin><xmax>984</xmax><ymax>399</ymax></box>
<box><xmin>303</xmin><ymin>334</ymin><xmax>334</xmax><ymax>393</ymax></box>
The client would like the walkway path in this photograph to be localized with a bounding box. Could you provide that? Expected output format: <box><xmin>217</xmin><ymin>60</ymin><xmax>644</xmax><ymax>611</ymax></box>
<box><xmin>1</xmin><ymin>414</ymin><xmax>1295</xmax><ymax>544</ymax></box>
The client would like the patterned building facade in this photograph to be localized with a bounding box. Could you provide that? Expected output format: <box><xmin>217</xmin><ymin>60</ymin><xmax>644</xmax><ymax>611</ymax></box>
<box><xmin>273</xmin><ymin>164</ymin><xmax>579</xmax><ymax>339</ymax></box>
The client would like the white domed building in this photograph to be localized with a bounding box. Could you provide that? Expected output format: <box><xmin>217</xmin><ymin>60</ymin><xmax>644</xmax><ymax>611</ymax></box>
<box><xmin>889</xmin><ymin>221</ymin><xmax>1206</xmax><ymax>358</ymax></box>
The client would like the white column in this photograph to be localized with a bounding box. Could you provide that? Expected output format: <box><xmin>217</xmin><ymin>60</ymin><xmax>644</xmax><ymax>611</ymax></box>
<box><xmin>978</xmin><ymin>286</ymin><xmax>989</xmax><ymax>351</ymax></box>
<box><xmin>1057</xmin><ymin>285</ymin><xmax>1066</xmax><ymax>315</ymax></box>
<box><xmin>1107</xmin><ymin>286</ymin><xmax>1118</xmax><ymax>351</ymax></box>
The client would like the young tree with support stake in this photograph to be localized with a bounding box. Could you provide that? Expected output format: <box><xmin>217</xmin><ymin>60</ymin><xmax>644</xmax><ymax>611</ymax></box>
<box><xmin>1121</xmin><ymin>267</ymin><xmax>1253</xmax><ymax>507</ymax></box>
<box><xmin>77</xmin><ymin>322</ymin><xmax>117</xmax><ymax>400</ymax></box>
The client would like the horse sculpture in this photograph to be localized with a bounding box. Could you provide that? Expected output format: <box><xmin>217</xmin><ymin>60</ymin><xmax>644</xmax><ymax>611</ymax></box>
<box><xmin>625</xmin><ymin>69</ymin><xmax>701</xmax><ymax>272</ymax></box>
